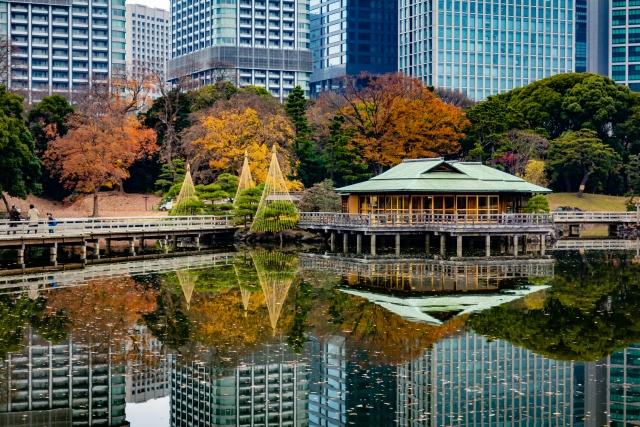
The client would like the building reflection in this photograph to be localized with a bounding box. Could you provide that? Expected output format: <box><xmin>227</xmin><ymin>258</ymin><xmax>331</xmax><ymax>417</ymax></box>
<box><xmin>169</xmin><ymin>341</ymin><xmax>309</xmax><ymax>427</ymax></box>
<box><xmin>300</xmin><ymin>254</ymin><xmax>554</xmax><ymax>294</ymax></box>
<box><xmin>125</xmin><ymin>325</ymin><xmax>170</xmax><ymax>404</ymax></box>
<box><xmin>0</xmin><ymin>329</ymin><xmax>128</xmax><ymax>427</ymax></box>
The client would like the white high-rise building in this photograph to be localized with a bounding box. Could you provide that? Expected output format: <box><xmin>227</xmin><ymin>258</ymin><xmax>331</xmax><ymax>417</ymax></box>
<box><xmin>167</xmin><ymin>0</ymin><xmax>312</xmax><ymax>100</ymax></box>
<box><xmin>0</xmin><ymin>0</ymin><xmax>126</xmax><ymax>103</ymax></box>
<box><xmin>125</xmin><ymin>3</ymin><xmax>169</xmax><ymax>83</ymax></box>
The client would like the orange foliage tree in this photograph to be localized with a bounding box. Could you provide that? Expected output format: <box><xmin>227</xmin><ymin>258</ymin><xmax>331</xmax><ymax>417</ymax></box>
<box><xmin>339</xmin><ymin>73</ymin><xmax>469</xmax><ymax>173</ymax></box>
<box><xmin>44</xmin><ymin>94</ymin><xmax>157</xmax><ymax>216</ymax></box>
<box><xmin>45</xmin><ymin>277</ymin><xmax>157</xmax><ymax>360</ymax></box>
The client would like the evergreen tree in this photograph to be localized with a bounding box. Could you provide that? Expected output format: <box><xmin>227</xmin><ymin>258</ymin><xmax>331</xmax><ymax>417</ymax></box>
<box><xmin>27</xmin><ymin>94</ymin><xmax>74</xmax><ymax>200</ymax></box>
<box><xmin>325</xmin><ymin>114</ymin><xmax>371</xmax><ymax>187</ymax></box>
<box><xmin>285</xmin><ymin>86</ymin><xmax>325</xmax><ymax>187</ymax></box>
<box><xmin>234</xmin><ymin>185</ymin><xmax>264</xmax><ymax>228</ymax></box>
<box><xmin>0</xmin><ymin>86</ymin><xmax>41</xmax><ymax>212</ymax></box>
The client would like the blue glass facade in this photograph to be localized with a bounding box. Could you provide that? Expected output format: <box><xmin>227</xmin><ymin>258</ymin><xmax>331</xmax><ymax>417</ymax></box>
<box><xmin>576</xmin><ymin>0</ymin><xmax>587</xmax><ymax>71</ymax></box>
<box><xmin>400</xmin><ymin>0</ymin><xmax>576</xmax><ymax>101</ymax></box>
<box><xmin>310</xmin><ymin>0</ymin><xmax>398</xmax><ymax>96</ymax></box>
<box><xmin>610</xmin><ymin>0</ymin><xmax>640</xmax><ymax>91</ymax></box>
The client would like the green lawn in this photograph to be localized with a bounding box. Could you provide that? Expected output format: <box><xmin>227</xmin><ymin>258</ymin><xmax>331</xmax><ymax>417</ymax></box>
<box><xmin>546</xmin><ymin>193</ymin><xmax>629</xmax><ymax>212</ymax></box>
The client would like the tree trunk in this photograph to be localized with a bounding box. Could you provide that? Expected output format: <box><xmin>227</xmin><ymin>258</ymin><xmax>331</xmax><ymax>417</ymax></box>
<box><xmin>92</xmin><ymin>191</ymin><xmax>100</xmax><ymax>217</ymax></box>
<box><xmin>0</xmin><ymin>192</ymin><xmax>10</xmax><ymax>215</ymax></box>
<box><xmin>577</xmin><ymin>171</ymin><xmax>590</xmax><ymax>198</ymax></box>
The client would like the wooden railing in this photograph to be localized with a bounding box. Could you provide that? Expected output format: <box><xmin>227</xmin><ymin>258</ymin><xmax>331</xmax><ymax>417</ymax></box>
<box><xmin>299</xmin><ymin>212</ymin><xmax>553</xmax><ymax>230</ymax></box>
<box><xmin>552</xmin><ymin>211</ymin><xmax>640</xmax><ymax>223</ymax></box>
<box><xmin>0</xmin><ymin>215</ymin><xmax>235</xmax><ymax>239</ymax></box>
<box><xmin>0</xmin><ymin>252</ymin><xmax>237</xmax><ymax>293</ymax></box>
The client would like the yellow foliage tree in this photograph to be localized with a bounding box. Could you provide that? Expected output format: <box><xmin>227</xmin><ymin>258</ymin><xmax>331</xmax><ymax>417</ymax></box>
<box><xmin>194</xmin><ymin>107</ymin><xmax>297</xmax><ymax>185</ymax></box>
<box><xmin>524</xmin><ymin>159</ymin><xmax>548</xmax><ymax>187</ymax></box>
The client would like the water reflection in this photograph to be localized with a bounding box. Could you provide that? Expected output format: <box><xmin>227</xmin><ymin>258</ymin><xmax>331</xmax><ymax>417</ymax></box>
<box><xmin>0</xmin><ymin>249</ymin><xmax>638</xmax><ymax>425</ymax></box>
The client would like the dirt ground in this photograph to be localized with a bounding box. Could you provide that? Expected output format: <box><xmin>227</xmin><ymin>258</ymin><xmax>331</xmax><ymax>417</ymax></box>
<box><xmin>2</xmin><ymin>192</ymin><xmax>166</xmax><ymax>218</ymax></box>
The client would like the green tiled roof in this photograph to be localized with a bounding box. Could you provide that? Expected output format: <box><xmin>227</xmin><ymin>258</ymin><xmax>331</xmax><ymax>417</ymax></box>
<box><xmin>337</xmin><ymin>158</ymin><xmax>552</xmax><ymax>194</ymax></box>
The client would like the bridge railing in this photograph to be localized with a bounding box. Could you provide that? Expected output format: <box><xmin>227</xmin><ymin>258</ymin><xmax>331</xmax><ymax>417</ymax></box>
<box><xmin>299</xmin><ymin>212</ymin><xmax>552</xmax><ymax>229</ymax></box>
<box><xmin>552</xmin><ymin>211</ymin><xmax>640</xmax><ymax>223</ymax></box>
<box><xmin>0</xmin><ymin>215</ymin><xmax>235</xmax><ymax>238</ymax></box>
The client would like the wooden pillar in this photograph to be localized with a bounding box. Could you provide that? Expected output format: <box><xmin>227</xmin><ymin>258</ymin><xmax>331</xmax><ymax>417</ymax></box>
<box><xmin>330</xmin><ymin>232</ymin><xmax>336</xmax><ymax>252</ymax></box>
<box><xmin>343</xmin><ymin>233</ymin><xmax>349</xmax><ymax>254</ymax></box>
<box><xmin>17</xmin><ymin>243</ymin><xmax>25</xmax><ymax>265</ymax></box>
<box><xmin>456</xmin><ymin>235</ymin><xmax>463</xmax><ymax>258</ymax></box>
<box><xmin>370</xmin><ymin>234</ymin><xmax>377</xmax><ymax>256</ymax></box>
<box><xmin>50</xmin><ymin>243</ymin><xmax>58</xmax><ymax>265</ymax></box>
<box><xmin>356</xmin><ymin>234</ymin><xmax>362</xmax><ymax>255</ymax></box>
<box><xmin>172</xmin><ymin>235</ymin><xmax>178</xmax><ymax>249</ymax></box>
<box><xmin>440</xmin><ymin>234</ymin><xmax>446</xmax><ymax>257</ymax></box>
<box><xmin>523</xmin><ymin>234</ymin><xmax>529</xmax><ymax>254</ymax></box>
<box><xmin>130</xmin><ymin>239</ymin><xmax>136</xmax><ymax>256</ymax></box>
<box><xmin>195</xmin><ymin>234</ymin><xmax>201</xmax><ymax>251</ymax></box>
<box><xmin>80</xmin><ymin>241</ymin><xmax>87</xmax><ymax>263</ymax></box>
<box><xmin>94</xmin><ymin>240</ymin><xmax>100</xmax><ymax>259</ymax></box>
<box><xmin>395</xmin><ymin>233</ymin><xmax>401</xmax><ymax>256</ymax></box>
<box><xmin>140</xmin><ymin>237</ymin><xmax>145</xmax><ymax>252</ymax></box>
<box><xmin>540</xmin><ymin>234</ymin><xmax>546</xmax><ymax>256</ymax></box>
<box><xmin>513</xmin><ymin>235</ymin><xmax>519</xmax><ymax>257</ymax></box>
<box><xmin>485</xmin><ymin>235</ymin><xmax>491</xmax><ymax>257</ymax></box>
<box><xmin>425</xmin><ymin>233</ymin><xmax>431</xmax><ymax>255</ymax></box>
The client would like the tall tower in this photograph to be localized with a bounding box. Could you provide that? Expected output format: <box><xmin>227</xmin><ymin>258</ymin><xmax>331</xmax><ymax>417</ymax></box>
<box><xmin>125</xmin><ymin>3</ymin><xmax>170</xmax><ymax>86</ymax></box>
<box><xmin>0</xmin><ymin>0</ymin><xmax>126</xmax><ymax>103</ymax></box>
<box><xmin>309</xmin><ymin>0</ymin><xmax>398</xmax><ymax>96</ymax></box>
<box><xmin>399</xmin><ymin>0</ymin><xmax>577</xmax><ymax>101</ymax></box>
<box><xmin>167</xmin><ymin>0</ymin><xmax>312</xmax><ymax>100</ymax></box>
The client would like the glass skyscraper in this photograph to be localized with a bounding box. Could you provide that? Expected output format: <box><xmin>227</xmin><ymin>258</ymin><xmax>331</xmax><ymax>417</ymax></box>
<box><xmin>0</xmin><ymin>0</ymin><xmax>126</xmax><ymax>104</ymax></box>
<box><xmin>610</xmin><ymin>0</ymin><xmax>640</xmax><ymax>91</ymax></box>
<box><xmin>399</xmin><ymin>0</ymin><xmax>576</xmax><ymax>101</ymax></box>
<box><xmin>309</xmin><ymin>0</ymin><xmax>398</xmax><ymax>96</ymax></box>
<box><xmin>168</xmin><ymin>0</ymin><xmax>312</xmax><ymax>100</ymax></box>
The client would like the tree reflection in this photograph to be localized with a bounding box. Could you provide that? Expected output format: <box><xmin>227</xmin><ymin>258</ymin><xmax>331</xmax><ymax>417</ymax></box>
<box><xmin>0</xmin><ymin>295</ymin><xmax>69</xmax><ymax>357</ymax></box>
<box><xmin>468</xmin><ymin>253</ymin><xmax>640</xmax><ymax>361</ymax></box>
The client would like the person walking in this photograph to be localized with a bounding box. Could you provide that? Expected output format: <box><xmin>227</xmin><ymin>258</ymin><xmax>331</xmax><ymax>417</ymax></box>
<box><xmin>27</xmin><ymin>204</ymin><xmax>40</xmax><ymax>234</ymax></box>
<box><xmin>47</xmin><ymin>212</ymin><xmax>58</xmax><ymax>234</ymax></box>
<box><xmin>8</xmin><ymin>205</ymin><xmax>20</xmax><ymax>235</ymax></box>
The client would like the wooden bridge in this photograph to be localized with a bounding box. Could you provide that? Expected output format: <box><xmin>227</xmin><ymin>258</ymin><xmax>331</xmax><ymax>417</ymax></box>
<box><xmin>0</xmin><ymin>251</ymin><xmax>237</xmax><ymax>295</ymax></box>
<box><xmin>0</xmin><ymin>216</ymin><xmax>236</xmax><ymax>265</ymax></box>
<box><xmin>551</xmin><ymin>211</ymin><xmax>640</xmax><ymax>224</ymax></box>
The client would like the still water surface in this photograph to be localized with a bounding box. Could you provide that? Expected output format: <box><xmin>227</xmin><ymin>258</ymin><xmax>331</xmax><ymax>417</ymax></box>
<box><xmin>0</xmin><ymin>249</ymin><xmax>639</xmax><ymax>426</ymax></box>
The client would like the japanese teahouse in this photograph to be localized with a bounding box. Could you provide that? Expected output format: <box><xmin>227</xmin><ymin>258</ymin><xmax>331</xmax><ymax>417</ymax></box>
<box><xmin>338</xmin><ymin>158</ymin><xmax>550</xmax><ymax>216</ymax></box>
<box><xmin>299</xmin><ymin>158</ymin><xmax>553</xmax><ymax>258</ymax></box>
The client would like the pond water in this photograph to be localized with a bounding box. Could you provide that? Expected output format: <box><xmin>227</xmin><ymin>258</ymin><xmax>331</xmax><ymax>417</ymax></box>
<box><xmin>0</xmin><ymin>249</ymin><xmax>639</xmax><ymax>426</ymax></box>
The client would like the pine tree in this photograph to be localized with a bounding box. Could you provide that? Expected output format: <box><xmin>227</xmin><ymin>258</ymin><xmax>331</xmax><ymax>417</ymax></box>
<box><xmin>325</xmin><ymin>114</ymin><xmax>371</xmax><ymax>187</ymax></box>
<box><xmin>284</xmin><ymin>86</ymin><xmax>325</xmax><ymax>187</ymax></box>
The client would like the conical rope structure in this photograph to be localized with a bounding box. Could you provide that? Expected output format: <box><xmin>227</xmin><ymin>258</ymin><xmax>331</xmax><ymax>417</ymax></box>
<box><xmin>250</xmin><ymin>250</ymin><xmax>299</xmax><ymax>335</ymax></box>
<box><xmin>233</xmin><ymin>253</ymin><xmax>259</xmax><ymax>315</ymax></box>
<box><xmin>176</xmin><ymin>269</ymin><xmax>198</xmax><ymax>311</ymax></box>
<box><xmin>235</xmin><ymin>151</ymin><xmax>255</xmax><ymax>204</ymax></box>
<box><xmin>171</xmin><ymin>164</ymin><xmax>200</xmax><ymax>216</ymax></box>
<box><xmin>251</xmin><ymin>145</ymin><xmax>299</xmax><ymax>233</ymax></box>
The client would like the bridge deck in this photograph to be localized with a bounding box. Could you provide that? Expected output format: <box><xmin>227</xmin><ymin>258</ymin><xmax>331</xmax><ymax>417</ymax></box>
<box><xmin>0</xmin><ymin>216</ymin><xmax>236</xmax><ymax>247</ymax></box>
<box><xmin>299</xmin><ymin>212</ymin><xmax>554</xmax><ymax>235</ymax></box>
